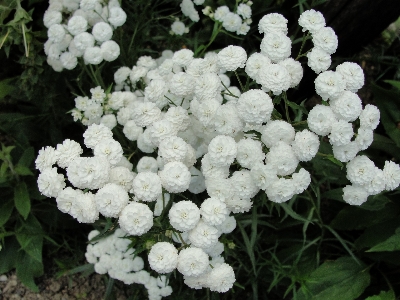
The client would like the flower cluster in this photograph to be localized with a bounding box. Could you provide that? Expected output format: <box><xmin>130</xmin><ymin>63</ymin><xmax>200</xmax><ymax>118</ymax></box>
<box><xmin>43</xmin><ymin>0</ymin><xmax>126</xmax><ymax>71</ymax></box>
<box><xmin>85</xmin><ymin>229</ymin><xmax>173</xmax><ymax>300</ymax></box>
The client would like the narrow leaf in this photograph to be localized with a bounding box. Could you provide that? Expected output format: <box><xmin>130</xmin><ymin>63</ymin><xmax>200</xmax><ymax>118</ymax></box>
<box><xmin>14</xmin><ymin>181</ymin><xmax>30</xmax><ymax>219</ymax></box>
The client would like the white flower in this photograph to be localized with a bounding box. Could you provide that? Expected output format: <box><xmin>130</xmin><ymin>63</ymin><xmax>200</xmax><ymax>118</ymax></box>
<box><xmin>137</xmin><ymin>156</ymin><xmax>158</xmax><ymax>173</ymax></box>
<box><xmin>329</xmin><ymin>119</ymin><xmax>354</xmax><ymax>146</ymax></box>
<box><xmin>180</xmin><ymin>0</ymin><xmax>199</xmax><ymax>22</ymax></box>
<box><xmin>261</xmin><ymin>120</ymin><xmax>295</xmax><ymax>148</ymax></box>
<box><xmin>200</xmin><ymin>198</ymin><xmax>229</xmax><ymax>226</ymax></box>
<box><xmin>177</xmin><ymin>247</ymin><xmax>209</xmax><ymax>277</ymax></box>
<box><xmin>48</xmin><ymin>24</ymin><xmax>65</xmax><ymax>43</ymax></box>
<box><xmin>164</xmin><ymin>106</ymin><xmax>190</xmax><ymax>132</ymax></box>
<box><xmin>359</xmin><ymin>104</ymin><xmax>380</xmax><ymax>130</ymax></box>
<box><xmin>171</xmin><ymin>20</ymin><xmax>187</xmax><ymax>35</ymax></box>
<box><xmin>169</xmin><ymin>72</ymin><xmax>195</xmax><ymax>97</ymax></box>
<box><xmin>383</xmin><ymin>161</ymin><xmax>400</xmax><ymax>191</ymax></box>
<box><xmin>148</xmin><ymin>242</ymin><xmax>178</xmax><ymax>274</ymax></box>
<box><xmin>237</xmin><ymin>89</ymin><xmax>273</xmax><ymax>124</ymax></box>
<box><xmin>101</xmin><ymin>40</ymin><xmax>120</xmax><ymax>62</ymax></box>
<box><xmin>95</xmin><ymin>183</ymin><xmax>129</xmax><ymax>218</ymax></box>
<box><xmin>149</xmin><ymin>119</ymin><xmax>177</xmax><ymax>146</ymax></box>
<box><xmin>38</xmin><ymin>167</ymin><xmax>65</xmax><ymax>198</ymax></box>
<box><xmin>214</xmin><ymin>6</ymin><xmax>230</xmax><ymax>22</ymax></box>
<box><xmin>184</xmin><ymin>273</ymin><xmax>208</xmax><ymax>290</ymax></box>
<box><xmin>172</xmin><ymin>49</ymin><xmax>194</xmax><ymax>67</ymax></box>
<box><xmin>84</xmin><ymin>46</ymin><xmax>103</xmax><ymax>65</ymax></box>
<box><xmin>217</xmin><ymin>45</ymin><xmax>247</xmax><ymax>71</ymax></box>
<box><xmin>158</xmin><ymin>136</ymin><xmax>188</xmax><ymax>163</ymax></box>
<box><xmin>123</xmin><ymin>120</ymin><xmax>143</xmax><ymax>141</ymax></box>
<box><xmin>245</xmin><ymin>52</ymin><xmax>271</xmax><ymax>82</ymax></box>
<box><xmin>108</xmin><ymin>6</ymin><xmax>127</xmax><ymax>27</ymax></box>
<box><xmin>92</xmin><ymin>22</ymin><xmax>113</xmax><ymax>42</ymax></box>
<box><xmin>230</xmin><ymin>170</ymin><xmax>260</xmax><ymax>199</ymax></box>
<box><xmin>258</xmin><ymin>13</ymin><xmax>288</xmax><ymax>35</ymax></box>
<box><xmin>222</xmin><ymin>12</ymin><xmax>242</xmax><ymax>32</ymax></box>
<box><xmin>56</xmin><ymin>187</ymin><xmax>79</xmax><ymax>214</ymax></box>
<box><xmin>70</xmin><ymin>191</ymin><xmax>99</xmax><ymax>223</ymax></box>
<box><xmin>207</xmin><ymin>263</ymin><xmax>235</xmax><ymax>293</ymax></box>
<box><xmin>203</xmin><ymin>241</ymin><xmax>224</xmax><ymax>258</ymax></box>
<box><xmin>266</xmin><ymin>178</ymin><xmax>295</xmax><ymax>203</ymax></box>
<box><xmin>153</xmin><ymin>193</ymin><xmax>170</xmax><ymax>217</ymax></box>
<box><xmin>159</xmin><ymin>161</ymin><xmax>191</xmax><ymax>193</ymax></box>
<box><xmin>250</xmin><ymin>164</ymin><xmax>278</xmax><ymax>190</ymax></box>
<box><xmin>129</xmin><ymin>65</ymin><xmax>148</xmax><ymax>83</ymax></box>
<box><xmin>225</xmin><ymin>196</ymin><xmax>252</xmax><ymax>213</ymax></box>
<box><xmin>330</xmin><ymin>91</ymin><xmax>362</xmax><ymax>122</ymax></box>
<box><xmin>260</xmin><ymin>32</ymin><xmax>291</xmax><ymax>63</ymax></box>
<box><xmin>298</xmin><ymin>9</ymin><xmax>325</xmax><ymax>34</ymax></box>
<box><xmin>343</xmin><ymin>185</ymin><xmax>369</xmax><ymax>206</ymax></box>
<box><xmin>93</xmin><ymin>138</ymin><xmax>123</xmax><ymax>165</ymax></box>
<box><xmin>60</xmin><ymin>52</ymin><xmax>78</xmax><ymax>70</ymax></box>
<box><xmin>190</xmin><ymin>99</ymin><xmax>220</xmax><ymax>127</ymax></box>
<box><xmin>361</xmin><ymin>167</ymin><xmax>386</xmax><ymax>195</ymax></box>
<box><xmin>258</xmin><ymin>63</ymin><xmax>291</xmax><ymax>95</ymax></box>
<box><xmin>292</xmin><ymin>168</ymin><xmax>311</xmax><ymax>194</ymax></box>
<box><xmin>119</xmin><ymin>202</ymin><xmax>153</xmax><ymax>235</ymax></box>
<box><xmin>73</xmin><ymin>32</ymin><xmax>95</xmax><ymax>52</ymax></box>
<box><xmin>208</xmin><ymin>135</ymin><xmax>237</xmax><ymax>167</ymax></box>
<box><xmin>315</xmin><ymin>71</ymin><xmax>345</xmax><ymax>100</ymax></box>
<box><xmin>67</xmin><ymin>156</ymin><xmax>110</xmax><ymax>190</ymax></box>
<box><xmin>312</xmin><ymin>27</ymin><xmax>338</xmax><ymax>54</ymax></box>
<box><xmin>205</xmin><ymin>178</ymin><xmax>233</xmax><ymax>202</ymax></box>
<box><xmin>194</xmin><ymin>73</ymin><xmax>222</xmax><ymax>102</ymax></box>
<box><xmin>169</xmin><ymin>200</ymin><xmax>200</xmax><ymax>232</ymax></box>
<box><xmin>346</xmin><ymin>155</ymin><xmax>376</xmax><ymax>185</ymax></box>
<box><xmin>236</xmin><ymin>22</ymin><xmax>250</xmax><ymax>35</ymax></box>
<box><xmin>266</xmin><ymin>141</ymin><xmax>299</xmax><ymax>176</ymax></box>
<box><xmin>56</xmin><ymin>139</ymin><xmax>83</xmax><ymax>168</ymax></box>
<box><xmin>237</xmin><ymin>3</ymin><xmax>252</xmax><ymax>19</ymax></box>
<box><xmin>236</xmin><ymin>138</ymin><xmax>265</xmax><ymax>169</ymax></box>
<box><xmin>307</xmin><ymin>104</ymin><xmax>337</xmax><ymax>136</ymax></box>
<box><xmin>100</xmin><ymin>114</ymin><xmax>117</xmax><ymax>129</ymax></box>
<box><xmin>132</xmin><ymin>102</ymin><xmax>161</xmax><ymax>127</ymax></box>
<box><xmin>43</xmin><ymin>10</ymin><xmax>62</xmax><ymax>28</ymax></box>
<box><xmin>132</xmin><ymin>172</ymin><xmax>162</xmax><ymax>202</ymax></box>
<box><xmin>355</xmin><ymin>127</ymin><xmax>373</xmax><ymax>151</ymax></box>
<box><xmin>332</xmin><ymin>142</ymin><xmax>359</xmax><ymax>163</ymax></box>
<box><xmin>36</xmin><ymin>146</ymin><xmax>58</xmax><ymax>171</ymax></box>
<box><xmin>114</xmin><ymin>67</ymin><xmax>131</xmax><ymax>85</ymax></box>
<box><xmin>307</xmin><ymin>47</ymin><xmax>331</xmax><ymax>74</ymax></box>
<box><xmin>336</xmin><ymin>62</ymin><xmax>365</xmax><ymax>92</ymax></box>
<box><xmin>109</xmin><ymin>166</ymin><xmax>135</xmax><ymax>191</ymax></box>
<box><xmin>201</xmin><ymin>154</ymin><xmax>230</xmax><ymax>179</ymax></box>
<box><xmin>278</xmin><ymin>58</ymin><xmax>303</xmax><ymax>87</ymax></box>
<box><xmin>215</xmin><ymin>216</ymin><xmax>236</xmax><ymax>234</ymax></box>
<box><xmin>292</xmin><ymin>129</ymin><xmax>320</xmax><ymax>161</ymax></box>
<box><xmin>188</xmin><ymin>220</ymin><xmax>219</xmax><ymax>249</ymax></box>
<box><xmin>67</xmin><ymin>16</ymin><xmax>88</xmax><ymax>36</ymax></box>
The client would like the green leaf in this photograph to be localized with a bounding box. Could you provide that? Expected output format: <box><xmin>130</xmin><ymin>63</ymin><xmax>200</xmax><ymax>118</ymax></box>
<box><xmin>322</xmin><ymin>188</ymin><xmax>343</xmax><ymax>201</ymax></box>
<box><xmin>323</xmin><ymin>155</ymin><xmax>344</xmax><ymax>169</ymax></box>
<box><xmin>366</xmin><ymin>227</ymin><xmax>400</xmax><ymax>252</ymax></box>
<box><xmin>365</xmin><ymin>290</ymin><xmax>395</xmax><ymax>300</ymax></box>
<box><xmin>384</xmin><ymin>80</ymin><xmax>400</xmax><ymax>90</ymax></box>
<box><xmin>0</xmin><ymin>198</ymin><xmax>14</xmax><ymax>226</ymax></box>
<box><xmin>16</xmin><ymin>249</ymin><xmax>43</xmax><ymax>292</ymax></box>
<box><xmin>17</xmin><ymin>146</ymin><xmax>34</xmax><ymax>168</ymax></box>
<box><xmin>0</xmin><ymin>77</ymin><xmax>16</xmax><ymax>99</ymax></box>
<box><xmin>0</xmin><ymin>0</ymin><xmax>17</xmax><ymax>24</ymax></box>
<box><xmin>0</xmin><ymin>236</ymin><xmax>19</xmax><ymax>274</ymax></box>
<box><xmin>16</xmin><ymin>231</ymin><xmax>43</xmax><ymax>263</ymax></box>
<box><xmin>297</xmin><ymin>257</ymin><xmax>370</xmax><ymax>300</ymax></box>
<box><xmin>14</xmin><ymin>164</ymin><xmax>33</xmax><ymax>176</ymax></box>
<box><xmin>14</xmin><ymin>181</ymin><xmax>30</xmax><ymax>219</ymax></box>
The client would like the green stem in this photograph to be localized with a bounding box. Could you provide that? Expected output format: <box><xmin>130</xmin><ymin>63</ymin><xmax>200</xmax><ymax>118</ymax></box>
<box><xmin>235</xmin><ymin>71</ymin><xmax>245</xmax><ymax>92</ymax></box>
<box><xmin>282</xmin><ymin>92</ymin><xmax>291</xmax><ymax>122</ymax></box>
<box><xmin>89</xmin><ymin>64</ymin><xmax>102</xmax><ymax>87</ymax></box>
<box><xmin>296</xmin><ymin>32</ymin><xmax>310</xmax><ymax>60</ymax></box>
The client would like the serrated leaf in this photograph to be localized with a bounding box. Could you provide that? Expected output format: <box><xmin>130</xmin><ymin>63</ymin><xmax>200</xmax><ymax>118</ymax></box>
<box><xmin>366</xmin><ymin>228</ymin><xmax>400</xmax><ymax>252</ymax></box>
<box><xmin>0</xmin><ymin>0</ymin><xmax>17</xmax><ymax>24</ymax></box>
<box><xmin>16</xmin><ymin>232</ymin><xmax>43</xmax><ymax>262</ymax></box>
<box><xmin>297</xmin><ymin>257</ymin><xmax>370</xmax><ymax>300</ymax></box>
<box><xmin>16</xmin><ymin>249</ymin><xmax>43</xmax><ymax>292</ymax></box>
<box><xmin>14</xmin><ymin>181</ymin><xmax>30</xmax><ymax>219</ymax></box>
<box><xmin>365</xmin><ymin>290</ymin><xmax>395</xmax><ymax>300</ymax></box>
<box><xmin>0</xmin><ymin>198</ymin><xmax>14</xmax><ymax>226</ymax></box>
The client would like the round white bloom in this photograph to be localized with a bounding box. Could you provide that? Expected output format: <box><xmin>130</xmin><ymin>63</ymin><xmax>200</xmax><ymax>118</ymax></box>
<box><xmin>164</xmin><ymin>106</ymin><xmax>190</xmax><ymax>132</ymax></box>
<box><xmin>84</xmin><ymin>46</ymin><xmax>103</xmax><ymax>65</ymax></box>
<box><xmin>359</xmin><ymin>104</ymin><xmax>380</xmax><ymax>130</ymax></box>
<box><xmin>343</xmin><ymin>185</ymin><xmax>369</xmax><ymax>206</ymax></box>
<box><xmin>115</xmin><ymin>156</ymin><xmax>133</xmax><ymax>170</ymax></box>
<box><xmin>119</xmin><ymin>202</ymin><xmax>153</xmax><ymax>235</ymax></box>
<box><xmin>43</xmin><ymin>10</ymin><xmax>62</xmax><ymax>28</ymax></box>
<box><xmin>291</xmin><ymin>129</ymin><xmax>320</xmax><ymax>161</ymax></box>
<box><xmin>250</xmin><ymin>164</ymin><xmax>278</xmax><ymax>190</ymax></box>
<box><xmin>48</xmin><ymin>24</ymin><xmax>65</xmax><ymax>43</ymax></box>
<box><xmin>148</xmin><ymin>242</ymin><xmax>178</xmax><ymax>274</ymax></box>
<box><xmin>208</xmin><ymin>135</ymin><xmax>237</xmax><ymax>167</ymax></box>
<box><xmin>90</xmin><ymin>86</ymin><xmax>105</xmax><ymax>103</ymax></box>
<box><xmin>222</xmin><ymin>12</ymin><xmax>242</xmax><ymax>32</ymax></box>
<box><xmin>260</xmin><ymin>32</ymin><xmax>291</xmax><ymax>63</ymax></box>
<box><xmin>172</xmin><ymin>49</ymin><xmax>194</xmax><ymax>67</ymax></box>
<box><xmin>201</xmin><ymin>154</ymin><xmax>230</xmax><ymax>179</ymax></box>
<box><xmin>332</xmin><ymin>142</ymin><xmax>359</xmax><ymax>162</ymax></box>
<box><xmin>158</xmin><ymin>136</ymin><xmax>187</xmax><ymax>163</ymax></box>
<box><xmin>329</xmin><ymin>120</ymin><xmax>354</xmax><ymax>146</ymax></box>
<box><xmin>109</xmin><ymin>166</ymin><xmax>135</xmax><ymax>191</ymax></box>
<box><xmin>129</xmin><ymin>66</ymin><xmax>148</xmax><ymax>84</ymax></box>
<box><xmin>237</xmin><ymin>89</ymin><xmax>273</xmax><ymax>124</ymax></box>
<box><xmin>148</xmin><ymin>119</ymin><xmax>177</xmax><ymax>146</ymax></box>
<box><xmin>68</xmin><ymin>40</ymin><xmax>84</xmax><ymax>57</ymax></box>
<box><xmin>36</xmin><ymin>146</ymin><xmax>58</xmax><ymax>172</ymax></box>
<box><xmin>171</xmin><ymin>20</ymin><xmax>186</xmax><ymax>35</ymax></box>
<box><xmin>190</xmin><ymin>99</ymin><xmax>220</xmax><ymax>127</ymax></box>
<box><xmin>207</xmin><ymin>263</ymin><xmax>235</xmax><ymax>293</ymax></box>
<box><xmin>114</xmin><ymin>66</ymin><xmax>131</xmax><ymax>85</ymax></box>
<box><xmin>180</xmin><ymin>0</ymin><xmax>199</xmax><ymax>22</ymax></box>
<box><xmin>298</xmin><ymin>9</ymin><xmax>326</xmax><ymax>34</ymax></box>
<box><xmin>184</xmin><ymin>273</ymin><xmax>208</xmax><ymax>290</ymax></box>
<box><xmin>258</xmin><ymin>13</ymin><xmax>288</xmax><ymax>34</ymax></box>
<box><xmin>60</xmin><ymin>52</ymin><xmax>78</xmax><ymax>70</ymax></box>
<box><xmin>101</xmin><ymin>40</ymin><xmax>120</xmax><ymax>61</ymax></box>
<box><xmin>80</xmin><ymin>0</ymin><xmax>97</xmax><ymax>11</ymax></box>
<box><xmin>292</xmin><ymin>168</ymin><xmax>311</xmax><ymax>194</ymax></box>
<box><xmin>330</xmin><ymin>91</ymin><xmax>362</xmax><ymax>122</ymax></box>
<box><xmin>177</xmin><ymin>247</ymin><xmax>209</xmax><ymax>277</ymax></box>
<box><xmin>100</xmin><ymin>114</ymin><xmax>117</xmax><ymax>129</ymax></box>
<box><xmin>307</xmin><ymin>47</ymin><xmax>331</xmax><ymax>74</ymax></box>
<box><xmin>245</xmin><ymin>52</ymin><xmax>271</xmax><ymax>82</ymax></box>
<box><xmin>315</xmin><ymin>71</ymin><xmax>346</xmax><ymax>100</ymax></box>
<box><xmin>312</xmin><ymin>27</ymin><xmax>338</xmax><ymax>54</ymax></box>
<box><xmin>225</xmin><ymin>196</ymin><xmax>252</xmax><ymax>213</ymax></box>
<box><xmin>93</xmin><ymin>138</ymin><xmax>123</xmax><ymax>165</ymax></box>
<box><xmin>361</xmin><ymin>167</ymin><xmax>386</xmax><ymax>195</ymax></box>
<box><xmin>132</xmin><ymin>172</ymin><xmax>162</xmax><ymax>202</ymax></box>
<box><xmin>258</xmin><ymin>63</ymin><xmax>291</xmax><ymax>95</ymax></box>
<box><xmin>67</xmin><ymin>16</ymin><xmax>88</xmax><ymax>36</ymax></box>
<box><xmin>123</xmin><ymin>120</ymin><xmax>143</xmax><ymax>141</ymax></box>
<box><xmin>137</xmin><ymin>130</ymin><xmax>156</xmax><ymax>154</ymax></box>
<box><xmin>214</xmin><ymin>6</ymin><xmax>230</xmax><ymax>22</ymax></box>
<box><xmin>132</xmin><ymin>102</ymin><xmax>161</xmax><ymax>127</ymax></box>
<box><xmin>200</xmin><ymin>198</ymin><xmax>229</xmax><ymax>226</ymax></box>
<box><xmin>307</xmin><ymin>104</ymin><xmax>337</xmax><ymax>136</ymax></box>
<box><xmin>56</xmin><ymin>187</ymin><xmax>79</xmax><ymax>214</ymax></box>
<box><xmin>266</xmin><ymin>178</ymin><xmax>296</xmax><ymax>203</ymax></box>
<box><xmin>67</xmin><ymin>156</ymin><xmax>110</xmax><ymax>190</ymax></box>
<box><xmin>213</xmin><ymin>104</ymin><xmax>244</xmax><ymax>136</ymax></box>
<box><xmin>194</xmin><ymin>73</ymin><xmax>222</xmax><ymax>102</ymax></box>
<box><xmin>383</xmin><ymin>161</ymin><xmax>400</xmax><ymax>191</ymax></box>
<box><xmin>95</xmin><ymin>183</ymin><xmax>129</xmax><ymax>218</ymax></box>
<box><xmin>230</xmin><ymin>170</ymin><xmax>260</xmax><ymax>200</ymax></box>
<box><xmin>236</xmin><ymin>138</ymin><xmax>265</xmax><ymax>169</ymax></box>
<box><xmin>266</xmin><ymin>142</ymin><xmax>299</xmax><ymax>176</ymax></box>
<box><xmin>56</xmin><ymin>139</ymin><xmax>83</xmax><ymax>168</ymax></box>
<box><xmin>169</xmin><ymin>72</ymin><xmax>195</xmax><ymax>97</ymax></box>
<box><xmin>73</xmin><ymin>32</ymin><xmax>95</xmax><ymax>51</ymax></box>
<box><xmin>336</xmin><ymin>62</ymin><xmax>365</xmax><ymax>92</ymax></box>
<box><xmin>70</xmin><ymin>191</ymin><xmax>99</xmax><ymax>223</ymax></box>
<box><xmin>217</xmin><ymin>45</ymin><xmax>247</xmax><ymax>71</ymax></box>
<box><xmin>346</xmin><ymin>155</ymin><xmax>376</xmax><ymax>185</ymax></box>
<box><xmin>137</xmin><ymin>156</ymin><xmax>158</xmax><ymax>173</ymax></box>
<box><xmin>237</xmin><ymin>3</ymin><xmax>252</xmax><ymax>19</ymax></box>
<box><xmin>92</xmin><ymin>22</ymin><xmax>113</xmax><ymax>42</ymax></box>
<box><xmin>189</xmin><ymin>166</ymin><xmax>206</xmax><ymax>194</ymax></box>
<box><xmin>108</xmin><ymin>7</ymin><xmax>127</xmax><ymax>27</ymax></box>
<box><xmin>203</xmin><ymin>241</ymin><xmax>224</xmax><ymax>258</ymax></box>
<box><xmin>188</xmin><ymin>220</ymin><xmax>219</xmax><ymax>249</ymax></box>
<box><xmin>169</xmin><ymin>200</ymin><xmax>200</xmax><ymax>232</ymax></box>
<box><xmin>37</xmin><ymin>167</ymin><xmax>65</xmax><ymax>198</ymax></box>
<box><xmin>215</xmin><ymin>216</ymin><xmax>236</xmax><ymax>234</ymax></box>
<box><xmin>278</xmin><ymin>58</ymin><xmax>303</xmax><ymax>87</ymax></box>
<box><xmin>144</xmin><ymin>79</ymin><xmax>168</xmax><ymax>109</ymax></box>
<box><xmin>159</xmin><ymin>161</ymin><xmax>191</xmax><ymax>193</ymax></box>
<box><xmin>355</xmin><ymin>127</ymin><xmax>373</xmax><ymax>151</ymax></box>
<box><xmin>261</xmin><ymin>120</ymin><xmax>295</xmax><ymax>148</ymax></box>
<box><xmin>205</xmin><ymin>178</ymin><xmax>234</xmax><ymax>203</ymax></box>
